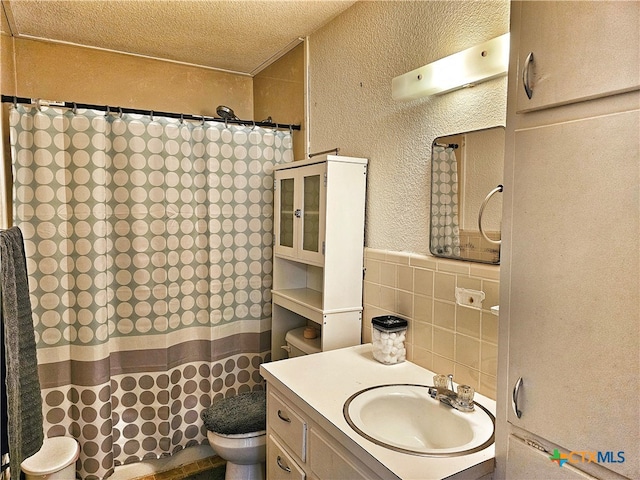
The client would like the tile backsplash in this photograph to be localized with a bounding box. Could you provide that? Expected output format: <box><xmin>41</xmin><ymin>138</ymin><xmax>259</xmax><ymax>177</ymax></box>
<box><xmin>363</xmin><ymin>248</ymin><xmax>499</xmax><ymax>400</ymax></box>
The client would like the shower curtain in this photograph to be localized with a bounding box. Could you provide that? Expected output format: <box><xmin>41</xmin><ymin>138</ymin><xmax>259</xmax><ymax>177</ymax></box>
<box><xmin>430</xmin><ymin>145</ymin><xmax>461</xmax><ymax>257</ymax></box>
<box><xmin>8</xmin><ymin>104</ymin><xmax>292</xmax><ymax>479</ymax></box>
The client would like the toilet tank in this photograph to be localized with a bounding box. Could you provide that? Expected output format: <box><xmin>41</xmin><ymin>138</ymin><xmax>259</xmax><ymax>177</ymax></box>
<box><xmin>284</xmin><ymin>327</ymin><xmax>321</xmax><ymax>357</ymax></box>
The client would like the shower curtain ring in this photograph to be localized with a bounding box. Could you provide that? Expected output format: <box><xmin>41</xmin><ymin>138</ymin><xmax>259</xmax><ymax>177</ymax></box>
<box><xmin>252</xmin><ymin>120</ymin><xmax>256</xmax><ymax>130</ymax></box>
<box><xmin>72</xmin><ymin>103</ymin><xmax>78</xmax><ymax>115</ymax></box>
<box><xmin>12</xmin><ymin>96</ymin><xmax>17</xmax><ymax>109</ymax></box>
<box><xmin>35</xmin><ymin>98</ymin><xmax>42</xmax><ymax>111</ymax></box>
<box><xmin>150</xmin><ymin>110</ymin><xmax>154</xmax><ymax>122</ymax></box>
<box><xmin>289</xmin><ymin>125</ymin><xmax>293</xmax><ymax>135</ymax></box>
<box><xmin>118</xmin><ymin>107</ymin><xmax>123</xmax><ymax>118</ymax></box>
<box><xmin>105</xmin><ymin>106</ymin><xmax>110</xmax><ymax>117</ymax></box>
<box><xmin>179</xmin><ymin>114</ymin><xmax>184</xmax><ymax>125</ymax></box>
<box><xmin>201</xmin><ymin>116</ymin><xmax>206</xmax><ymax>126</ymax></box>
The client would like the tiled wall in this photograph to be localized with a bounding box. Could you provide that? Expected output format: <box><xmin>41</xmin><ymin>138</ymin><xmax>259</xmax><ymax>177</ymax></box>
<box><xmin>362</xmin><ymin>248</ymin><xmax>499</xmax><ymax>400</ymax></box>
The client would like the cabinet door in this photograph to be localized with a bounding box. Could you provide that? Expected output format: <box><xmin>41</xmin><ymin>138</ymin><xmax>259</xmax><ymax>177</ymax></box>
<box><xmin>309</xmin><ymin>429</ymin><xmax>374</xmax><ymax>480</ymax></box>
<box><xmin>273</xmin><ymin>163</ymin><xmax>326</xmax><ymax>265</ymax></box>
<box><xmin>297</xmin><ymin>163</ymin><xmax>326</xmax><ymax>265</ymax></box>
<box><xmin>514</xmin><ymin>1</ymin><xmax>640</xmax><ymax>113</ymax></box>
<box><xmin>274</xmin><ymin>171</ymin><xmax>297</xmax><ymax>258</ymax></box>
<box><xmin>507</xmin><ymin>110</ymin><xmax>639</xmax><ymax>478</ymax></box>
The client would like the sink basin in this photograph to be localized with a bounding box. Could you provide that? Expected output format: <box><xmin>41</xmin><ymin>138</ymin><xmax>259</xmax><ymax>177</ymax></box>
<box><xmin>343</xmin><ymin>384</ymin><xmax>495</xmax><ymax>457</ymax></box>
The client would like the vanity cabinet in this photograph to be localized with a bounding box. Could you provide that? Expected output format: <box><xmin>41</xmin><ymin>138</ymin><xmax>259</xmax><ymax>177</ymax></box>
<box><xmin>271</xmin><ymin>155</ymin><xmax>367</xmax><ymax>360</ymax></box>
<box><xmin>266</xmin><ymin>386</ymin><xmax>381</xmax><ymax>480</ymax></box>
<box><xmin>496</xmin><ymin>2</ymin><xmax>639</xmax><ymax>479</ymax></box>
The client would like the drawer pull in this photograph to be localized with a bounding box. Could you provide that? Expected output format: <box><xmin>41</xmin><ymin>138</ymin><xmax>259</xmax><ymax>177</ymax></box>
<box><xmin>276</xmin><ymin>455</ymin><xmax>292</xmax><ymax>473</ymax></box>
<box><xmin>523</xmin><ymin>52</ymin><xmax>534</xmax><ymax>99</ymax></box>
<box><xmin>277</xmin><ymin>409</ymin><xmax>292</xmax><ymax>423</ymax></box>
<box><xmin>512</xmin><ymin>377</ymin><xmax>523</xmax><ymax>418</ymax></box>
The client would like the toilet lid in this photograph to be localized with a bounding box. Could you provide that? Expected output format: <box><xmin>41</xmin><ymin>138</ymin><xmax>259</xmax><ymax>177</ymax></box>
<box><xmin>21</xmin><ymin>436</ymin><xmax>80</xmax><ymax>475</ymax></box>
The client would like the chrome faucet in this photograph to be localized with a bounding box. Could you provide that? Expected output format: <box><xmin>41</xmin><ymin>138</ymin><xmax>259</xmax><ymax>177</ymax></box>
<box><xmin>428</xmin><ymin>373</ymin><xmax>475</xmax><ymax>412</ymax></box>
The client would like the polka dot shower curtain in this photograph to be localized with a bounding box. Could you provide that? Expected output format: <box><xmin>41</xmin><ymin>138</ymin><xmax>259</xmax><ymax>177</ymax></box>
<box><xmin>8</xmin><ymin>105</ymin><xmax>292</xmax><ymax>479</ymax></box>
<box><xmin>430</xmin><ymin>145</ymin><xmax>461</xmax><ymax>257</ymax></box>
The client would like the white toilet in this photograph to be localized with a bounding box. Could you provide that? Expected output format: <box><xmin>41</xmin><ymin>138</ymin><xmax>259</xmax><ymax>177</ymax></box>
<box><xmin>20</xmin><ymin>436</ymin><xmax>80</xmax><ymax>480</ymax></box>
<box><xmin>206</xmin><ymin>429</ymin><xmax>266</xmax><ymax>480</ymax></box>
<box><xmin>202</xmin><ymin>391</ymin><xmax>266</xmax><ymax>480</ymax></box>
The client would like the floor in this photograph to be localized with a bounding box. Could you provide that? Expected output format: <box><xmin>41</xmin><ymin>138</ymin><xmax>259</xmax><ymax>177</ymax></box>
<box><xmin>109</xmin><ymin>445</ymin><xmax>220</xmax><ymax>480</ymax></box>
<box><xmin>132</xmin><ymin>456</ymin><xmax>225</xmax><ymax>480</ymax></box>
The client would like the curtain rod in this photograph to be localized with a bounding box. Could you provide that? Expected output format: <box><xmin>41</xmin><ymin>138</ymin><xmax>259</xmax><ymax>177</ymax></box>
<box><xmin>1</xmin><ymin>95</ymin><xmax>301</xmax><ymax>131</ymax></box>
<box><xmin>434</xmin><ymin>142</ymin><xmax>459</xmax><ymax>149</ymax></box>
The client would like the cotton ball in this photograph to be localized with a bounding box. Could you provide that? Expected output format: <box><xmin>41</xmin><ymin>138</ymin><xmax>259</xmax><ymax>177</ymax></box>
<box><xmin>381</xmin><ymin>332</ymin><xmax>389</xmax><ymax>340</ymax></box>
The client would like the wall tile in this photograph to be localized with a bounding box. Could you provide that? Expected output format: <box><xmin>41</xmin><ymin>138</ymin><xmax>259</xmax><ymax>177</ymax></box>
<box><xmin>413</xmin><ymin>295</ymin><xmax>432</xmax><ymax>324</ymax></box>
<box><xmin>457</xmin><ymin>276</ymin><xmax>482</xmax><ymax>291</ymax></box>
<box><xmin>481</xmin><ymin>312</ymin><xmax>499</xmax><ymax>344</ymax></box>
<box><xmin>456</xmin><ymin>335</ymin><xmax>480</xmax><ymax>369</ymax></box>
<box><xmin>414</xmin><ymin>268</ymin><xmax>434</xmax><ymax>296</ymax></box>
<box><xmin>364</xmin><ymin>258</ymin><xmax>381</xmax><ymax>284</ymax></box>
<box><xmin>397</xmin><ymin>290</ymin><xmax>413</xmax><ymax>318</ymax></box>
<box><xmin>362</xmin><ymin>248</ymin><xmax>500</xmax><ymax>400</ymax></box>
<box><xmin>397</xmin><ymin>265</ymin><xmax>413</xmax><ymax>292</ymax></box>
<box><xmin>456</xmin><ymin>306</ymin><xmax>481</xmax><ymax>338</ymax></box>
<box><xmin>433</xmin><ymin>327</ymin><xmax>454</xmax><ymax>360</ymax></box>
<box><xmin>380</xmin><ymin>286</ymin><xmax>396</xmax><ymax>312</ymax></box>
<box><xmin>482</xmin><ymin>280</ymin><xmax>500</xmax><ymax>310</ymax></box>
<box><xmin>433</xmin><ymin>301</ymin><xmax>455</xmax><ymax>330</ymax></box>
<box><xmin>434</xmin><ymin>272</ymin><xmax>456</xmax><ymax>301</ymax></box>
<box><xmin>380</xmin><ymin>262</ymin><xmax>397</xmax><ymax>287</ymax></box>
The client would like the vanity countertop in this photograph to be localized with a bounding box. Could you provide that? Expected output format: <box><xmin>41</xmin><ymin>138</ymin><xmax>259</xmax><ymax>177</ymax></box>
<box><xmin>260</xmin><ymin>343</ymin><xmax>495</xmax><ymax>480</ymax></box>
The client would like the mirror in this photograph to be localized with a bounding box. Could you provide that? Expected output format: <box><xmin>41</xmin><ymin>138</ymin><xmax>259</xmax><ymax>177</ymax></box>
<box><xmin>430</xmin><ymin>126</ymin><xmax>505</xmax><ymax>264</ymax></box>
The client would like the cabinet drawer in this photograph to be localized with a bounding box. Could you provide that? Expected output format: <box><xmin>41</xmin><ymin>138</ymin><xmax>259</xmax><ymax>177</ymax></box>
<box><xmin>268</xmin><ymin>390</ymin><xmax>307</xmax><ymax>461</ymax></box>
<box><xmin>268</xmin><ymin>434</ymin><xmax>306</xmax><ymax>480</ymax></box>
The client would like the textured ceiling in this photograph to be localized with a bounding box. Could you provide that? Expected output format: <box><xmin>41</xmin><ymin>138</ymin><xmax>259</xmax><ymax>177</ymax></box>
<box><xmin>3</xmin><ymin>0</ymin><xmax>357</xmax><ymax>75</ymax></box>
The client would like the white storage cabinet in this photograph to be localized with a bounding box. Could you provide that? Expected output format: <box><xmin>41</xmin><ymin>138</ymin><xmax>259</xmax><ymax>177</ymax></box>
<box><xmin>271</xmin><ymin>155</ymin><xmax>367</xmax><ymax>360</ymax></box>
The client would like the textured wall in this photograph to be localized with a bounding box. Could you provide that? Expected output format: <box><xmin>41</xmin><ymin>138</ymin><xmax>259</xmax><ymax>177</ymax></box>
<box><xmin>308</xmin><ymin>0</ymin><xmax>509</xmax><ymax>255</ymax></box>
<box><xmin>254</xmin><ymin>43</ymin><xmax>306</xmax><ymax>160</ymax></box>
<box><xmin>7</xmin><ymin>37</ymin><xmax>253</xmax><ymax>118</ymax></box>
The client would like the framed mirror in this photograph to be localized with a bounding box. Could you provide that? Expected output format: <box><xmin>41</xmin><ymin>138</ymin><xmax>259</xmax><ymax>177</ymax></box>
<box><xmin>430</xmin><ymin>126</ymin><xmax>505</xmax><ymax>264</ymax></box>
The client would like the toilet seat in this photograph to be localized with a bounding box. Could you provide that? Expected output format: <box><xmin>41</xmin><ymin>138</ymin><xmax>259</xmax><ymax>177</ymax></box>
<box><xmin>21</xmin><ymin>436</ymin><xmax>80</xmax><ymax>475</ymax></box>
<box><xmin>209</xmin><ymin>429</ymin><xmax>266</xmax><ymax>439</ymax></box>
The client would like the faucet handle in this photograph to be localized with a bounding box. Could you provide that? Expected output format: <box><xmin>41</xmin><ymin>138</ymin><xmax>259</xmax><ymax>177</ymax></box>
<box><xmin>433</xmin><ymin>374</ymin><xmax>449</xmax><ymax>389</ymax></box>
<box><xmin>456</xmin><ymin>385</ymin><xmax>475</xmax><ymax>410</ymax></box>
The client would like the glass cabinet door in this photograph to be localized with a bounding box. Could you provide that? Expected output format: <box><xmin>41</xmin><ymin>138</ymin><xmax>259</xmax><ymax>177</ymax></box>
<box><xmin>302</xmin><ymin>174</ymin><xmax>320</xmax><ymax>253</ymax></box>
<box><xmin>278</xmin><ymin>177</ymin><xmax>295</xmax><ymax>249</ymax></box>
<box><xmin>273</xmin><ymin>162</ymin><xmax>326</xmax><ymax>265</ymax></box>
<box><xmin>298</xmin><ymin>163</ymin><xmax>326</xmax><ymax>264</ymax></box>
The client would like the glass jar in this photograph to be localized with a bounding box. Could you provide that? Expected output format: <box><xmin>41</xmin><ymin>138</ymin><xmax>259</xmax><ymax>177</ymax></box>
<box><xmin>371</xmin><ymin>315</ymin><xmax>408</xmax><ymax>364</ymax></box>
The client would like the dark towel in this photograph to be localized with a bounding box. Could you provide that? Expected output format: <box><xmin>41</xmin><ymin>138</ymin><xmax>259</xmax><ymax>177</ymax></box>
<box><xmin>1</xmin><ymin>227</ymin><xmax>44</xmax><ymax>477</ymax></box>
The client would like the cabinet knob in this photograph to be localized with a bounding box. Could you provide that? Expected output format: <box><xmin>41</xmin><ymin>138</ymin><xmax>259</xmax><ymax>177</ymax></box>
<box><xmin>523</xmin><ymin>52</ymin><xmax>534</xmax><ymax>99</ymax></box>
<box><xmin>512</xmin><ymin>377</ymin><xmax>523</xmax><ymax>418</ymax></box>
<box><xmin>277</xmin><ymin>409</ymin><xmax>292</xmax><ymax>423</ymax></box>
<box><xmin>277</xmin><ymin>455</ymin><xmax>292</xmax><ymax>473</ymax></box>
<box><xmin>294</xmin><ymin>209</ymin><xmax>302</xmax><ymax>218</ymax></box>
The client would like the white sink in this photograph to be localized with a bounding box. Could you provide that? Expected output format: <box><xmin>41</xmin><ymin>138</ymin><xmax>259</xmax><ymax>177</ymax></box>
<box><xmin>343</xmin><ymin>384</ymin><xmax>495</xmax><ymax>456</ymax></box>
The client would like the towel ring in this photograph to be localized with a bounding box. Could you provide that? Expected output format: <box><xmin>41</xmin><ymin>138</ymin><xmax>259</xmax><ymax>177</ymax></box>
<box><xmin>478</xmin><ymin>184</ymin><xmax>503</xmax><ymax>245</ymax></box>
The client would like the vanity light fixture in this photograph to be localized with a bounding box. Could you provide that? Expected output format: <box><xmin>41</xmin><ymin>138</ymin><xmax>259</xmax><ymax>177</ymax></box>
<box><xmin>392</xmin><ymin>33</ymin><xmax>510</xmax><ymax>100</ymax></box>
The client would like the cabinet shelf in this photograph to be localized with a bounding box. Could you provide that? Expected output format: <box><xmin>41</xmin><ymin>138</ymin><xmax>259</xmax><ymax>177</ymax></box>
<box><xmin>272</xmin><ymin>288</ymin><xmax>324</xmax><ymax>324</ymax></box>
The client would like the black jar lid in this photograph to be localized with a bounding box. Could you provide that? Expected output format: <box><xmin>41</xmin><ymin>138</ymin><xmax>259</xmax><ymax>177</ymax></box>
<box><xmin>372</xmin><ymin>315</ymin><xmax>408</xmax><ymax>332</ymax></box>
